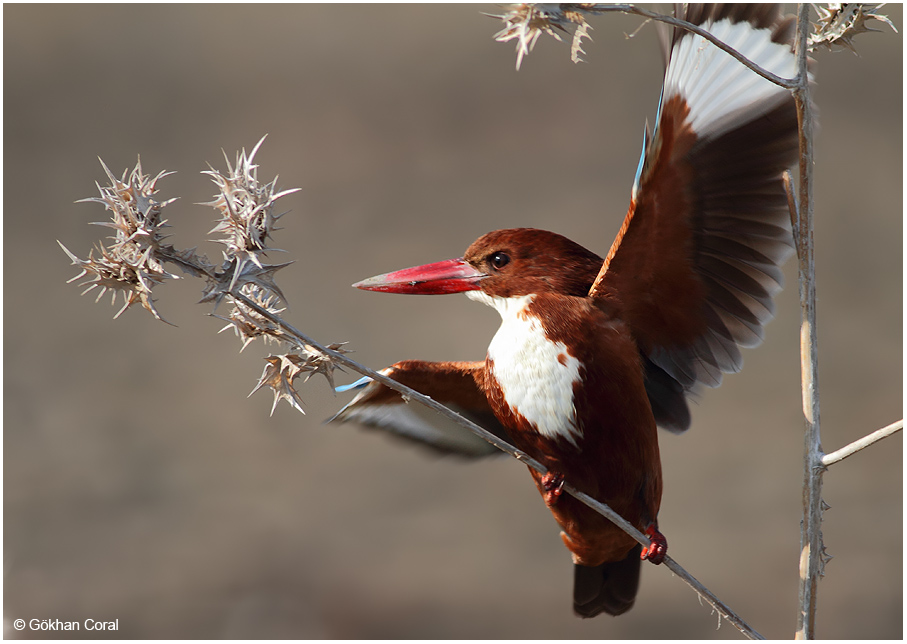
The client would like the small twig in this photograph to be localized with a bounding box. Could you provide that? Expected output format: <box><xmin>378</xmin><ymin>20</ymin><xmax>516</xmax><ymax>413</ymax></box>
<box><xmin>782</xmin><ymin>170</ymin><xmax>801</xmax><ymax>252</ymax></box>
<box><xmin>231</xmin><ymin>289</ymin><xmax>764</xmax><ymax>640</ymax></box>
<box><xmin>821</xmin><ymin>420</ymin><xmax>903</xmax><ymax>467</ymax></box>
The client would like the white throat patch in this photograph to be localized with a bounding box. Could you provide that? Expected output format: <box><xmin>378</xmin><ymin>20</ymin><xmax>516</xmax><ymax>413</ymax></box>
<box><xmin>467</xmin><ymin>291</ymin><xmax>583</xmax><ymax>447</ymax></box>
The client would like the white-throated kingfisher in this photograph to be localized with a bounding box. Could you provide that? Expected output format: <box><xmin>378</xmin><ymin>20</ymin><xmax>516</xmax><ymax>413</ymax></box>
<box><xmin>333</xmin><ymin>4</ymin><xmax>803</xmax><ymax>617</ymax></box>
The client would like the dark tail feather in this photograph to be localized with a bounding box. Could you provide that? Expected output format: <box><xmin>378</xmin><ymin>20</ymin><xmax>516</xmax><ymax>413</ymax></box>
<box><xmin>573</xmin><ymin>544</ymin><xmax>642</xmax><ymax>617</ymax></box>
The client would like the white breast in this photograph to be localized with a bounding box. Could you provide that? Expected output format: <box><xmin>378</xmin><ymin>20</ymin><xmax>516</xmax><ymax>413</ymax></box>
<box><xmin>467</xmin><ymin>291</ymin><xmax>583</xmax><ymax>447</ymax></box>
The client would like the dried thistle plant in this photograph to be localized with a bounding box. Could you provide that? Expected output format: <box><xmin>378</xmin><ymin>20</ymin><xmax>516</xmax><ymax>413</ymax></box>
<box><xmin>250</xmin><ymin>343</ymin><xmax>350</xmax><ymax>416</ymax></box>
<box><xmin>59</xmin><ymin>159</ymin><xmax>181</xmax><ymax>323</ymax></box>
<box><xmin>61</xmin><ymin>137</ymin><xmax>347</xmax><ymax>414</ymax></box>
<box><xmin>212</xmin><ymin>284</ymin><xmax>288</xmax><ymax>351</ymax></box>
<box><xmin>492</xmin><ymin>3</ymin><xmax>898</xmax><ymax>68</ymax></box>
<box><xmin>810</xmin><ymin>3</ymin><xmax>897</xmax><ymax>53</ymax></box>
<box><xmin>491</xmin><ymin>3</ymin><xmax>594</xmax><ymax>69</ymax></box>
<box><xmin>201</xmin><ymin>137</ymin><xmax>298</xmax><ymax>298</ymax></box>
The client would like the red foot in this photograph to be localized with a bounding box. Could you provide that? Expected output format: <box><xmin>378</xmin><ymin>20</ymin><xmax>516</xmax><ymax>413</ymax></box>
<box><xmin>641</xmin><ymin>525</ymin><xmax>667</xmax><ymax>565</ymax></box>
<box><xmin>541</xmin><ymin>472</ymin><xmax>565</xmax><ymax>506</ymax></box>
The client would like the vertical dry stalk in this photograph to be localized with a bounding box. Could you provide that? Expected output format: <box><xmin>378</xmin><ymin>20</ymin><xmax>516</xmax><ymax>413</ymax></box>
<box><xmin>791</xmin><ymin>4</ymin><xmax>823</xmax><ymax>640</ymax></box>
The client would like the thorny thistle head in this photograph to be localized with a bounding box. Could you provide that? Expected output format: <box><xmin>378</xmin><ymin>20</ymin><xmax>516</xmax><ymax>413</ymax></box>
<box><xmin>60</xmin><ymin>158</ymin><xmax>180</xmax><ymax>323</ymax></box>
<box><xmin>491</xmin><ymin>3</ymin><xmax>593</xmax><ymax>69</ymax></box>
<box><xmin>200</xmin><ymin>137</ymin><xmax>349</xmax><ymax>413</ymax></box>
<box><xmin>810</xmin><ymin>4</ymin><xmax>897</xmax><ymax>53</ymax></box>
<box><xmin>251</xmin><ymin>344</ymin><xmax>351</xmax><ymax>416</ymax></box>
<box><xmin>63</xmin><ymin>137</ymin><xmax>350</xmax><ymax>415</ymax></box>
<box><xmin>202</xmin><ymin>135</ymin><xmax>300</xmax><ymax>297</ymax></box>
<box><xmin>213</xmin><ymin>284</ymin><xmax>289</xmax><ymax>352</ymax></box>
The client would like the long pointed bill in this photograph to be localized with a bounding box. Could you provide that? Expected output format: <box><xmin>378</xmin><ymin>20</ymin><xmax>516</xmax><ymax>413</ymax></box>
<box><xmin>353</xmin><ymin>258</ymin><xmax>486</xmax><ymax>295</ymax></box>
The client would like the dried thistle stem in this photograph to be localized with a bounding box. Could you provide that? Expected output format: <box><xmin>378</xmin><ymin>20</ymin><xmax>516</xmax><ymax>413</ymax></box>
<box><xmin>791</xmin><ymin>4</ymin><xmax>823</xmax><ymax>639</ymax></box>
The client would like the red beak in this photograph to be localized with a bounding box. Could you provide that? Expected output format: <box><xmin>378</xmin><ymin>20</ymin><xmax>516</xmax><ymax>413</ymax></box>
<box><xmin>353</xmin><ymin>258</ymin><xmax>486</xmax><ymax>295</ymax></box>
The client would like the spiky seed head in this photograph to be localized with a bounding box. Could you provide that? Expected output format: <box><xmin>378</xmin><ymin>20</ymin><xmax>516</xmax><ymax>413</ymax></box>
<box><xmin>61</xmin><ymin>158</ymin><xmax>180</xmax><ymax>322</ymax></box>
<box><xmin>201</xmin><ymin>135</ymin><xmax>300</xmax><ymax>297</ymax></box>
<box><xmin>251</xmin><ymin>354</ymin><xmax>309</xmax><ymax>416</ymax></box>
<box><xmin>810</xmin><ymin>3</ymin><xmax>897</xmax><ymax>54</ymax></box>
<box><xmin>213</xmin><ymin>284</ymin><xmax>288</xmax><ymax>351</ymax></box>
<box><xmin>250</xmin><ymin>344</ymin><xmax>349</xmax><ymax>415</ymax></box>
<box><xmin>491</xmin><ymin>3</ymin><xmax>592</xmax><ymax>69</ymax></box>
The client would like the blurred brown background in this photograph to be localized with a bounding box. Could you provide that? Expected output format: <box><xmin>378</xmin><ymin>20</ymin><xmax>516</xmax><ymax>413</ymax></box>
<box><xmin>5</xmin><ymin>4</ymin><xmax>902</xmax><ymax>639</ymax></box>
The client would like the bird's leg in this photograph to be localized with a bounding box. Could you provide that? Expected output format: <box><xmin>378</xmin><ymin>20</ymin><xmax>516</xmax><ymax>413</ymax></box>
<box><xmin>640</xmin><ymin>524</ymin><xmax>667</xmax><ymax>564</ymax></box>
<box><xmin>541</xmin><ymin>472</ymin><xmax>566</xmax><ymax>506</ymax></box>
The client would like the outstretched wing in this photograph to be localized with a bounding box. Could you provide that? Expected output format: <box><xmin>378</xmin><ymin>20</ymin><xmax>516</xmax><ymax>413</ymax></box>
<box><xmin>329</xmin><ymin>360</ymin><xmax>510</xmax><ymax>457</ymax></box>
<box><xmin>590</xmin><ymin>5</ymin><xmax>802</xmax><ymax>431</ymax></box>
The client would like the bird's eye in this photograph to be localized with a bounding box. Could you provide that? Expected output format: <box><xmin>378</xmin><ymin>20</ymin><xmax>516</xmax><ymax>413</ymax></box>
<box><xmin>489</xmin><ymin>251</ymin><xmax>510</xmax><ymax>271</ymax></box>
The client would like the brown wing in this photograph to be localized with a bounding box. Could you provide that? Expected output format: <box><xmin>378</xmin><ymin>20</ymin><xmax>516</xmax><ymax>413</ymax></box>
<box><xmin>329</xmin><ymin>360</ymin><xmax>510</xmax><ymax>457</ymax></box>
<box><xmin>590</xmin><ymin>5</ymin><xmax>801</xmax><ymax>416</ymax></box>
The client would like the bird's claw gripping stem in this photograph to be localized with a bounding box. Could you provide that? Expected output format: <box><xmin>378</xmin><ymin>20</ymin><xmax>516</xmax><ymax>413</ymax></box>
<box><xmin>641</xmin><ymin>524</ymin><xmax>667</xmax><ymax>564</ymax></box>
<box><xmin>541</xmin><ymin>472</ymin><xmax>565</xmax><ymax>506</ymax></box>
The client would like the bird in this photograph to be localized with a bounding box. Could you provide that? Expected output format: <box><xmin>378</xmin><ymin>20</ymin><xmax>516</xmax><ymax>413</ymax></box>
<box><xmin>332</xmin><ymin>4</ymin><xmax>803</xmax><ymax>618</ymax></box>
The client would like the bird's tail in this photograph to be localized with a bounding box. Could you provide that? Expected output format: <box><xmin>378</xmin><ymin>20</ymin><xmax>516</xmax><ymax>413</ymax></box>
<box><xmin>573</xmin><ymin>544</ymin><xmax>642</xmax><ymax>617</ymax></box>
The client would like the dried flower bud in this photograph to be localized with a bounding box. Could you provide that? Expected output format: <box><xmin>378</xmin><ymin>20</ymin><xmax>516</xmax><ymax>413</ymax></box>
<box><xmin>299</xmin><ymin>342</ymin><xmax>350</xmax><ymax>391</ymax></box>
<box><xmin>201</xmin><ymin>135</ymin><xmax>300</xmax><ymax>295</ymax></box>
<box><xmin>810</xmin><ymin>3</ymin><xmax>897</xmax><ymax>53</ymax></box>
<box><xmin>213</xmin><ymin>284</ymin><xmax>287</xmax><ymax>351</ymax></box>
<box><xmin>60</xmin><ymin>158</ymin><xmax>180</xmax><ymax>322</ymax></box>
<box><xmin>252</xmin><ymin>354</ymin><xmax>310</xmax><ymax>416</ymax></box>
<box><xmin>492</xmin><ymin>3</ymin><xmax>593</xmax><ymax>69</ymax></box>
<box><xmin>251</xmin><ymin>344</ymin><xmax>350</xmax><ymax>415</ymax></box>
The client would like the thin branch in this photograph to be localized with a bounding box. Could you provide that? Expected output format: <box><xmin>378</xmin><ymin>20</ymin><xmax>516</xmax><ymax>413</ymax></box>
<box><xmin>231</xmin><ymin>289</ymin><xmax>765</xmax><ymax>640</ymax></box>
<box><xmin>821</xmin><ymin>420</ymin><xmax>903</xmax><ymax>467</ymax></box>
<box><xmin>598</xmin><ymin>4</ymin><xmax>798</xmax><ymax>87</ymax></box>
<box><xmin>791</xmin><ymin>4</ymin><xmax>823</xmax><ymax>640</ymax></box>
<box><xmin>567</xmin><ymin>482</ymin><xmax>765</xmax><ymax>639</ymax></box>
<box><xmin>504</xmin><ymin>4</ymin><xmax>800</xmax><ymax>89</ymax></box>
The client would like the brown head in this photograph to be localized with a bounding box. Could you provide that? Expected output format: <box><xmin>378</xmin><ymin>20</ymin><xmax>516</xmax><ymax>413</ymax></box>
<box><xmin>353</xmin><ymin>228</ymin><xmax>603</xmax><ymax>299</ymax></box>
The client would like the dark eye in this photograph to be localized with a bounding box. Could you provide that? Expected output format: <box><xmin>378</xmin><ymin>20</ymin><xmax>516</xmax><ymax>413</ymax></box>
<box><xmin>489</xmin><ymin>251</ymin><xmax>510</xmax><ymax>271</ymax></box>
